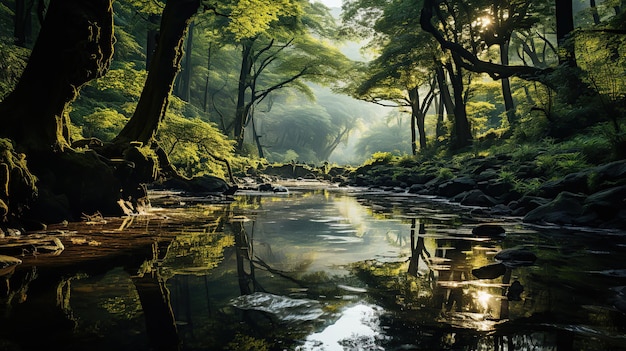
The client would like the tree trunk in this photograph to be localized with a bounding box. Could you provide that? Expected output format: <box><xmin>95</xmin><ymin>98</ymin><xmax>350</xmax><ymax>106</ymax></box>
<box><xmin>447</xmin><ymin>55</ymin><xmax>473</xmax><ymax>150</ymax></box>
<box><xmin>234</xmin><ymin>39</ymin><xmax>255</xmax><ymax>151</ymax></box>
<box><xmin>320</xmin><ymin>126</ymin><xmax>349</xmax><ymax>161</ymax></box>
<box><xmin>500</xmin><ymin>41</ymin><xmax>517</xmax><ymax>126</ymax></box>
<box><xmin>14</xmin><ymin>0</ymin><xmax>35</xmax><ymax>47</ymax></box>
<box><xmin>175</xmin><ymin>21</ymin><xmax>194</xmax><ymax>101</ymax></box>
<box><xmin>435</xmin><ymin>63</ymin><xmax>454</xmax><ymax>124</ymax></box>
<box><xmin>0</xmin><ymin>0</ymin><xmax>123</xmax><ymax>224</ymax></box>
<box><xmin>435</xmin><ymin>95</ymin><xmax>446</xmax><ymax>141</ymax></box>
<box><xmin>250</xmin><ymin>112</ymin><xmax>264</xmax><ymax>158</ymax></box>
<box><xmin>590</xmin><ymin>0</ymin><xmax>600</xmax><ymax>24</ymax></box>
<box><xmin>203</xmin><ymin>42</ymin><xmax>212</xmax><ymax>112</ymax></box>
<box><xmin>146</xmin><ymin>14</ymin><xmax>160</xmax><ymax>69</ymax></box>
<box><xmin>115</xmin><ymin>0</ymin><xmax>200</xmax><ymax>145</ymax></box>
<box><xmin>0</xmin><ymin>0</ymin><xmax>114</xmax><ymax>153</ymax></box>
<box><xmin>556</xmin><ymin>0</ymin><xmax>576</xmax><ymax>66</ymax></box>
<box><xmin>408</xmin><ymin>86</ymin><xmax>426</xmax><ymax>152</ymax></box>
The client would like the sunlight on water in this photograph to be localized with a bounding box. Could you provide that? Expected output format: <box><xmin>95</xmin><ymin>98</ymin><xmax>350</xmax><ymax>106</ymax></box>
<box><xmin>296</xmin><ymin>303</ymin><xmax>386</xmax><ymax>351</ymax></box>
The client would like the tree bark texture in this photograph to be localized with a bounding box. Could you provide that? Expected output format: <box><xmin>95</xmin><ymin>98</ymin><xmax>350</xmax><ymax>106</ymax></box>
<box><xmin>447</xmin><ymin>55</ymin><xmax>473</xmax><ymax>150</ymax></box>
<box><xmin>234</xmin><ymin>39</ymin><xmax>255</xmax><ymax>151</ymax></box>
<box><xmin>499</xmin><ymin>42</ymin><xmax>517</xmax><ymax>126</ymax></box>
<box><xmin>0</xmin><ymin>0</ymin><xmax>114</xmax><ymax>153</ymax></box>
<box><xmin>115</xmin><ymin>0</ymin><xmax>200</xmax><ymax>145</ymax></box>
<box><xmin>556</xmin><ymin>0</ymin><xmax>577</xmax><ymax>67</ymax></box>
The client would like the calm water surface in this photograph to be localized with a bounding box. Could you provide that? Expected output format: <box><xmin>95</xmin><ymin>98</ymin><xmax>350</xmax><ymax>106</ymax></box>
<box><xmin>1</xmin><ymin>183</ymin><xmax>626</xmax><ymax>351</ymax></box>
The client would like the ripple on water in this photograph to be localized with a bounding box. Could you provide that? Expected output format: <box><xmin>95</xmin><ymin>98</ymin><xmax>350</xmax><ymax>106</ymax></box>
<box><xmin>230</xmin><ymin>292</ymin><xmax>324</xmax><ymax>322</ymax></box>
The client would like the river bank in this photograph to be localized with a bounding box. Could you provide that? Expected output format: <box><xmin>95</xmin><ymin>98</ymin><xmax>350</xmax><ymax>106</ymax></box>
<box><xmin>245</xmin><ymin>156</ymin><xmax>626</xmax><ymax>230</ymax></box>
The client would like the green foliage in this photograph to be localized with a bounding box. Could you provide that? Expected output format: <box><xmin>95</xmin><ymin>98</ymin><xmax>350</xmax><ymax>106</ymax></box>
<box><xmin>577</xmin><ymin>30</ymin><xmax>626</xmax><ymax>106</ymax></box>
<box><xmin>226</xmin><ymin>333</ymin><xmax>271</xmax><ymax>351</ymax></box>
<box><xmin>437</xmin><ymin>167</ymin><xmax>454</xmax><ymax>180</ymax></box>
<box><xmin>127</xmin><ymin>0</ymin><xmax>164</xmax><ymax>15</ymax></box>
<box><xmin>512</xmin><ymin>177</ymin><xmax>543</xmax><ymax>195</ymax></box>
<box><xmin>0</xmin><ymin>39</ymin><xmax>29</xmax><ymax>99</ymax></box>
<box><xmin>355</xmin><ymin>112</ymin><xmax>412</xmax><ymax>157</ymax></box>
<box><xmin>534</xmin><ymin>152</ymin><xmax>590</xmax><ymax>180</ymax></box>
<box><xmin>370</xmin><ymin>151</ymin><xmax>394</xmax><ymax>164</ymax></box>
<box><xmin>82</xmin><ymin>108</ymin><xmax>129</xmax><ymax>141</ymax></box>
<box><xmin>497</xmin><ymin>170</ymin><xmax>516</xmax><ymax>184</ymax></box>
<box><xmin>466</xmin><ymin>101</ymin><xmax>496</xmax><ymax>135</ymax></box>
<box><xmin>157</xmin><ymin>112</ymin><xmax>236</xmax><ymax>179</ymax></box>
<box><xmin>226</xmin><ymin>0</ymin><xmax>302</xmax><ymax>40</ymax></box>
<box><xmin>278</xmin><ymin>149</ymin><xmax>299</xmax><ymax>163</ymax></box>
<box><xmin>92</xmin><ymin>62</ymin><xmax>147</xmax><ymax>98</ymax></box>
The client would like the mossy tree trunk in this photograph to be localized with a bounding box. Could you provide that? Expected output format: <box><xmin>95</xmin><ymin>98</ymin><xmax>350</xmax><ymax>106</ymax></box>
<box><xmin>0</xmin><ymin>0</ymin><xmax>114</xmax><ymax>153</ymax></box>
<box><xmin>0</xmin><ymin>0</ymin><xmax>118</xmax><ymax>226</ymax></box>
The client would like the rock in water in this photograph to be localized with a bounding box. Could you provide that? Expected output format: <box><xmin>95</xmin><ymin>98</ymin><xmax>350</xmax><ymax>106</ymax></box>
<box><xmin>495</xmin><ymin>247</ymin><xmax>537</xmax><ymax>267</ymax></box>
<box><xmin>507</xmin><ymin>281</ymin><xmax>524</xmax><ymax>301</ymax></box>
<box><xmin>472</xmin><ymin>262</ymin><xmax>507</xmax><ymax>279</ymax></box>
<box><xmin>472</xmin><ymin>224</ymin><xmax>505</xmax><ymax>237</ymax></box>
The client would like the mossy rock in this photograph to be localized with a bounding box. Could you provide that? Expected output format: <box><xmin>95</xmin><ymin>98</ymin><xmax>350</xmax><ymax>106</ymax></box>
<box><xmin>0</xmin><ymin>138</ymin><xmax>38</xmax><ymax>222</ymax></box>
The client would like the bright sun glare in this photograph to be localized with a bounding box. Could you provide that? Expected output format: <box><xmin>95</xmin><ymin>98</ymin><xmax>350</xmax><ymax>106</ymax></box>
<box><xmin>476</xmin><ymin>290</ymin><xmax>491</xmax><ymax>309</ymax></box>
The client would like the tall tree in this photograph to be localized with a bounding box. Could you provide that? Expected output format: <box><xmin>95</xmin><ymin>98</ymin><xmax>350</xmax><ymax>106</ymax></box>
<box><xmin>479</xmin><ymin>0</ymin><xmax>539</xmax><ymax>126</ymax></box>
<box><xmin>228</xmin><ymin>0</ymin><xmax>349</xmax><ymax>153</ymax></box>
<box><xmin>0</xmin><ymin>0</ymin><xmax>114</xmax><ymax>152</ymax></box>
<box><xmin>556</xmin><ymin>0</ymin><xmax>576</xmax><ymax>66</ymax></box>
<box><xmin>114</xmin><ymin>0</ymin><xmax>200</xmax><ymax>146</ymax></box>
<box><xmin>342</xmin><ymin>0</ymin><xmax>442</xmax><ymax>152</ymax></box>
<box><xmin>0</xmin><ymin>0</ymin><xmax>121</xmax><ymax>222</ymax></box>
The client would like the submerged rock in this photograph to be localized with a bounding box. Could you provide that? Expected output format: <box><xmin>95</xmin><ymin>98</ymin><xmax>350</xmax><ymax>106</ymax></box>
<box><xmin>472</xmin><ymin>262</ymin><xmax>507</xmax><ymax>279</ymax></box>
<box><xmin>472</xmin><ymin>224</ymin><xmax>505</xmax><ymax>238</ymax></box>
<box><xmin>258</xmin><ymin>183</ymin><xmax>288</xmax><ymax>193</ymax></box>
<box><xmin>495</xmin><ymin>247</ymin><xmax>537</xmax><ymax>267</ymax></box>
<box><xmin>507</xmin><ymin>281</ymin><xmax>524</xmax><ymax>301</ymax></box>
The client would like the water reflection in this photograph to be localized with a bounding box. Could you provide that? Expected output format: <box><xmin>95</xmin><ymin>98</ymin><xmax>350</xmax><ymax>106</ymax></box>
<box><xmin>1</xmin><ymin>188</ymin><xmax>625</xmax><ymax>350</ymax></box>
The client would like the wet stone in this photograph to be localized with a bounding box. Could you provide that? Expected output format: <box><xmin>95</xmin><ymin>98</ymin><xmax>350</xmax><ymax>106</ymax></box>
<box><xmin>495</xmin><ymin>247</ymin><xmax>537</xmax><ymax>267</ymax></box>
<box><xmin>472</xmin><ymin>262</ymin><xmax>507</xmax><ymax>279</ymax></box>
<box><xmin>472</xmin><ymin>224</ymin><xmax>505</xmax><ymax>237</ymax></box>
<box><xmin>507</xmin><ymin>281</ymin><xmax>524</xmax><ymax>301</ymax></box>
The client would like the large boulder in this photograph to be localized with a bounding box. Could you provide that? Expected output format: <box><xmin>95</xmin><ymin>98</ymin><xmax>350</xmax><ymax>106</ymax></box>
<box><xmin>459</xmin><ymin>189</ymin><xmax>499</xmax><ymax>207</ymax></box>
<box><xmin>534</xmin><ymin>171</ymin><xmax>590</xmax><ymax>198</ymax></box>
<box><xmin>581</xmin><ymin>185</ymin><xmax>626</xmax><ymax>228</ymax></box>
<box><xmin>437</xmin><ymin>177</ymin><xmax>476</xmax><ymax>197</ymax></box>
<box><xmin>509</xmin><ymin>196</ymin><xmax>550</xmax><ymax>216</ymax></box>
<box><xmin>591</xmin><ymin>160</ymin><xmax>626</xmax><ymax>189</ymax></box>
<box><xmin>161</xmin><ymin>174</ymin><xmax>230</xmax><ymax>194</ymax></box>
<box><xmin>523</xmin><ymin>192</ymin><xmax>587</xmax><ymax>225</ymax></box>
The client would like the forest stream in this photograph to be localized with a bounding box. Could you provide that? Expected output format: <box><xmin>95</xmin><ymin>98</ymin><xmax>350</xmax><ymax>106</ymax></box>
<box><xmin>1</xmin><ymin>181</ymin><xmax>626</xmax><ymax>351</ymax></box>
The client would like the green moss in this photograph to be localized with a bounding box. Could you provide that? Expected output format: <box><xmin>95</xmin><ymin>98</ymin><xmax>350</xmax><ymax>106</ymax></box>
<box><xmin>226</xmin><ymin>333</ymin><xmax>271</xmax><ymax>351</ymax></box>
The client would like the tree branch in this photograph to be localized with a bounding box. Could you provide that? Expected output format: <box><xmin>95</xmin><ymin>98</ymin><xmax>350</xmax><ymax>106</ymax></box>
<box><xmin>420</xmin><ymin>0</ymin><xmax>552</xmax><ymax>84</ymax></box>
